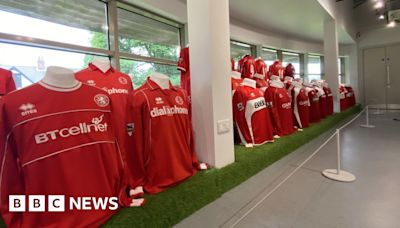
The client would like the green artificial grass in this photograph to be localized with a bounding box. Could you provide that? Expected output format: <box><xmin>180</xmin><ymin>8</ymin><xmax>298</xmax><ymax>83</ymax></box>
<box><xmin>104</xmin><ymin>105</ymin><xmax>361</xmax><ymax>227</ymax></box>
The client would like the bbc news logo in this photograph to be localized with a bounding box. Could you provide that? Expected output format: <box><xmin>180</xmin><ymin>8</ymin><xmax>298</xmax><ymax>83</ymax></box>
<box><xmin>9</xmin><ymin>195</ymin><xmax>119</xmax><ymax>212</ymax></box>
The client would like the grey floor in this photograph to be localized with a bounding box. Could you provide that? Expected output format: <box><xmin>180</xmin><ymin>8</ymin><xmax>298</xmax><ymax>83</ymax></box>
<box><xmin>176</xmin><ymin>110</ymin><xmax>400</xmax><ymax>228</ymax></box>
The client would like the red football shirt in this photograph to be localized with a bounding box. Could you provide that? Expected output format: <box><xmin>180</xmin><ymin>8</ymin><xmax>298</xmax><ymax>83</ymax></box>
<box><xmin>0</xmin><ymin>82</ymin><xmax>130</xmax><ymax>227</ymax></box>
<box><xmin>345</xmin><ymin>85</ymin><xmax>356</xmax><ymax>107</ymax></box>
<box><xmin>323</xmin><ymin>86</ymin><xmax>334</xmax><ymax>115</ymax></box>
<box><xmin>130</xmin><ymin>79</ymin><xmax>199</xmax><ymax>194</ymax></box>
<box><xmin>0</xmin><ymin>68</ymin><xmax>16</xmax><ymax>99</ymax></box>
<box><xmin>253</xmin><ymin>74</ymin><xmax>268</xmax><ymax>92</ymax></box>
<box><xmin>264</xmin><ymin>81</ymin><xmax>295</xmax><ymax>136</ymax></box>
<box><xmin>75</xmin><ymin>63</ymin><xmax>134</xmax><ymax>180</ymax></box>
<box><xmin>238</xmin><ymin>54</ymin><xmax>252</xmax><ymax>73</ymax></box>
<box><xmin>339</xmin><ymin>85</ymin><xmax>348</xmax><ymax>111</ymax></box>
<box><xmin>305</xmin><ymin>87</ymin><xmax>321</xmax><ymax>123</ymax></box>
<box><xmin>233</xmin><ymin>85</ymin><xmax>274</xmax><ymax>146</ymax></box>
<box><xmin>231</xmin><ymin>78</ymin><xmax>244</xmax><ymax>95</ymax></box>
<box><xmin>314</xmin><ymin>86</ymin><xmax>327</xmax><ymax>118</ymax></box>
<box><xmin>241</xmin><ymin>57</ymin><xmax>255</xmax><ymax>79</ymax></box>
<box><xmin>177</xmin><ymin>47</ymin><xmax>191</xmax><ymax>96</ymax></box>
<box><xmin>292</xmin><ymin>86</ymin><xmax>310</xmax><ymax>129</ymax></box>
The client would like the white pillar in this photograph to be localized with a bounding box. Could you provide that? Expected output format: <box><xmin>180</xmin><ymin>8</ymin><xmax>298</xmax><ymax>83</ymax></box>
<box><xmin>187</xmin><ymin>0</ymin><xmax>235</xmax><ymax>168</ymax></box>
<box><xmin>324</xmin><ymin>19</ymin><xmax>340</xmax><ymax>112</ymax></box>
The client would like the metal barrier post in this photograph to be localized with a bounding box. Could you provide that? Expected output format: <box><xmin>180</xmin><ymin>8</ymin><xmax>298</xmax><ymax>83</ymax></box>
<box><xmin>322</xmin><ymin>129</ymin><xmax>356</xmax><ymax>182</ymax></box>
<box><xmin>360</xmin><ymin>105</ymin><xmax>375</xmax><ymax>128</ymax></box>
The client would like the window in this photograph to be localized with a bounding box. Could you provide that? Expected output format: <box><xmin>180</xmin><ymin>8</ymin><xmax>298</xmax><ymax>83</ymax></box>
<box><xmin>307</xmin><ymin>55</ymin><xmax>322</xmax><ymax>82</ymax></box>
<box><xmin>0</xmin><ymin>0</ymin><xmax>108</xmax><ymax>49</ymax></box>
<box><xmin>117</xmin><ymin>7</ymin><xmax>181</xmax><ymax>61</ymax></box>
<box><xmin>338</xmin><ymin>57</ymin><xmax>346</xmax><ymax>84</ymax></box>
<box><xmin>120</xmin><ymin>59</ymin><xmax>180</xmax><ymax>88</ymax></box>
<box><xmin>282</xmin><ymin>52</ymin><xmax>300</xmax><ymax>78</ymax></box>
<box><xmin>230</xmin><ymin>41</ymin><xmax>252</xmax><ymax>69</ymax></box>
<box><xmin>0</xmin><ymin>1</ymin><xmax>183</xmax><ymax>89</ymax></box>
<box><xmin>261</xmin><ymin>48</ymin><xmax>278</xmax><ymax>66</ymax></box>
<box><xmin>0</xmin><ymin>43</ymin><xmax>102</xmax><ymax>89</ymax></box>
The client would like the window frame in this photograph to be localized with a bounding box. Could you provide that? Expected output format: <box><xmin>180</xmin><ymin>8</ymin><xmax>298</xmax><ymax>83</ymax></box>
<box><xmin>307</xmin><ymin>54</ymin><xmax>323</xmax><ymax>82</ymax></box>
<box><xmin>0</xmin><ymin>0</ymin><xmax>182</xmax><ymax>77</ymax></box>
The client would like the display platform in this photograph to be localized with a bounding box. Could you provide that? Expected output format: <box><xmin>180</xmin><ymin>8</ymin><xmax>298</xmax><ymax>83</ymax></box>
<box><xmin>102</xmin><ymin>106</ymin><xmax>361</xmax><ymax>227</ymax></box>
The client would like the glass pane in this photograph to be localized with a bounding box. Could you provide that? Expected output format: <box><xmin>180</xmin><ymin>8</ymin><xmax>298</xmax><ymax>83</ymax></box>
<box><xmin>118</xmin><ymin>8</ymin><xmax>181</xmax><ymax>61</ymax></box>
<box><xmin>230</xmin><ymin>41</ymin><xmax>252</xmax><ymax>69</ymax></box>
<box><xmin>282</xmin><ymin>52</ymin><xmax>300</xmax><ymax>78</ymax></box>
<box><xmin>308</xmin><ymin>55</ymin><xmax>321</xmax><ymax>74</ymax></box>
<box><xmin>0</xmin><ymin>43</ymin><xmax>102</xmax><ymax>89</ymax></box>
<box><xmin>261</xmin><ymin>48</ymin><xmax>278</xmax><ymax>67</ymax></box>
<box><xmin>120</xmin><ymin>59</ymin><xmax>180</xmax><ymax>88</ymax></box>
<box><xmin>308</xmin><ymin>75</ymin><xmax>321</xmax><ymax>82</ymax></box>
<box><xmin>0</xmin><ymin>0</ymin><xmax>108</xmax><ymax>49</ymax></box>
<box><xmin>338</xmin><ymin>58</ymin><xmax>342</xmax><ymax>74</ymax></box>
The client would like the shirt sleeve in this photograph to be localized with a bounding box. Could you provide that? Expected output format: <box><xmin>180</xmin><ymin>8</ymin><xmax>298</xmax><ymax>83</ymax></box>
<box><xmin>0</xmin><ymin>98</ymin><xmax>24</xmax><ymax>227</ymax></box>
<box><xmin>6</xmin><ymin>73</ymin><xmax>16</xmax><ymax>94</ymax></box>
<box><xmin>129</xmin><ymin>91</ymin><xmax>147</xmax><ymax>188</ymax></box>
<box><xmin>177</xmin><ymin>49</ymin><xmax>188</xmax><ymax>72</ymax></box>
<box><xmin>265</xmin><ymin>88</ymin><xmax>283</xmax><ymax>136</ymax></box>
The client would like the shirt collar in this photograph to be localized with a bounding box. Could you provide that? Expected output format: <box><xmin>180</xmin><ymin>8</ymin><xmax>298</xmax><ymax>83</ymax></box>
<box><xmin>146</xmin><ymin>78</ymin><xmax>177</xmax><ymax>91</ymax></box>
<box><xmin>88</xmin><ymin>63</ymin><xmax>115</xmax><ymax>73</ymax></box>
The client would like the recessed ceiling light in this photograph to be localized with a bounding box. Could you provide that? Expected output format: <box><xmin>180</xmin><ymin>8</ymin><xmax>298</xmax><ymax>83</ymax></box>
<box><xmin>388</xmin><ymin>21</ymin><xmax>396</xmax><ymax>27</ymax></box>
<box><xmin>379</xmin><ymin>14</ymin><xmax>385</xmax><ymax>19</ymax></box>
<box><xmin>375</xmin><ymin>1</ymin><xmax>384</xmax><ymax>8</ymax></box>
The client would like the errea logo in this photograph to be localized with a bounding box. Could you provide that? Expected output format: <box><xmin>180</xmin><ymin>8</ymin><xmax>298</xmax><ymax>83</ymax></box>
<box><xmin>19</xmin><ymin>103</ymin><xmax>38</xmax><ymax>116</ymax></box>
<box><xmin>155</xmin><ymin>97</ymin><xmax>164</xmax><ymax>104</ymax></box>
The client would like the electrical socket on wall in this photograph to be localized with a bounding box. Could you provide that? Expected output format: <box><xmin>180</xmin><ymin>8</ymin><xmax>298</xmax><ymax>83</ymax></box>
<box><xmin>217</xmin><ymin>119</ymin><xmax>231</xmax><ymax>135</ymax></box>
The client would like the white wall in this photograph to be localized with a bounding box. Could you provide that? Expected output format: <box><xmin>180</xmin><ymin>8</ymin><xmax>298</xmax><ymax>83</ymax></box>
<box><xmin>317</xmin><ymin>0</ymin><xmax>357</xmax><ymax>41</ymax></box>
<box><xmin>358</xmin><ymin>27</ymin><xmax>400</xmax><ymax>48</ymax></box>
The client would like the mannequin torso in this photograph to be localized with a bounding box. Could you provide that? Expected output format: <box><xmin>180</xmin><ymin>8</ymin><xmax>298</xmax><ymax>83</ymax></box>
<box><xmin>41</xmin><ymin>66</ymin><xmax>80</xmax><ymax>89</ymax></box>
<box><xmin>149</xmin><ymin>72</ymin><xmax>170</xmax><ymax>90</ymax></box>
<box><xmin>92</xmin><ymin>58</ymin><xmax>111</xmax><ymax>73</ymax></box>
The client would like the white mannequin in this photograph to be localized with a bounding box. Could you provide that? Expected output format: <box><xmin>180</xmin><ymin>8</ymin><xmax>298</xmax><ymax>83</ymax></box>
<box><xmin>303</xmin><ymin>82</ymin><xmax>313</xmax><ymax>88</ymax></box>
<box><xmin>291</xmin><ymin>81</ymin><xmax>303</xmax><ymax>88</ymax></box>
<box><xmin>92</xmin><ymin>58</ymin><xmax>111</xmax><ymax>73</ymax></box>
<box><xmin>231</xmin><ymin>71</ymin><xmax>241</xmax><ymax>79</ymax></box>
<box><xmin>284</xmin><ymin>76</ymin><xmax>293</xmax><ymax>83</ymax></box>
<box><xmin>41</xmin><ymin>66</ymin><xmax>79</xmax><ymax>88</ymax></box>
<box><xmin>149</xmin><ymin>72</ymin><xmax>170</xmax><ymax>90</ymax></box>
<box><xmin>241</xmin><ymin>78</ymin><xmax>256</xmax><ymax>88</ymax></box>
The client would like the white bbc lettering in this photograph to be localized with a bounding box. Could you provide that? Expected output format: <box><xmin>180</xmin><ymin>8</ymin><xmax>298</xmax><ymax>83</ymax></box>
<box><xmin>48</xmin><ymin>195</ymin><xmax>65</xmax><ymax>212</ymax></box>
<box><xmin>9</xmin><ymin>195</ymin><xmax>119</xmax><ymax>212</ymax></box>
<box><xmin>9</xmin><ymin>195</ymin><xmax>25</xmax><ymax>212</ymax></box>
<box><xmin>69</xmin><ymin>197</ymin><xmax>119</xmax><ymax>211</ymax></box>
<box><xmin>34</xmin><ymin>115</ymin><xmax>108</xmax><ymax>144</ymax></box>
<box><xmin>29</xmin><ymin>195</ymin><xmax>45</xmax><ymax>212</ymax></box>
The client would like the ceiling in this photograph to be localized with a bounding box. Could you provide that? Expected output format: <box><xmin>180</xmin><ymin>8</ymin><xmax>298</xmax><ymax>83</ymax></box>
<box><xmin>130</xmin><ymin>0</ymin><xmax>356</xmax><ymax>45</ymax></box>
<box><xmin>229</xmin><ymin>0</ymin><xmax>355</xmax><ymax>44</ymax></box>
<box><xmin>355</xmin><ymin>0</ymin><xmax>400</xmax><ymax>32</ymax></box>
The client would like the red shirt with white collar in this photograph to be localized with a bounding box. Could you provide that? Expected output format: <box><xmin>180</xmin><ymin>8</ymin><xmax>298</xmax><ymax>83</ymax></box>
<box><xmin>177</xmin><ymin>47</ymin><xmax>191</xmax><ymax>96</ymax></box>
<box><xmin>0</xmin><ymin>82</ymin><xmax>130</xmax><ymax>227</ymax></box>
<box><xmin>323</xmin><ymin>86</ymin><xmax>334</xmax><ymax>115</ymax></box>
<box><xmin>130</xmin><ymin>79</ymin><xmax>199</xmax><ymax>194</ymax></box>
<box><xmin>264</xmin><ymin>80</ymin><xmax>295</xmax><ymax>136</ymax></box>
<box><xmin>233</xmin><ymin>85</ymin><xmax>274</xmax><ymax>146</ymax></box>
<box><xmin>305</xmin><ymin>87</ymin><xmax>321</xmax><ymax>123</ymax></box>
<box><xmin>0</xmin><ymin>68</ymin><xmax>16</xmax><ymax>99</ymax></box>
